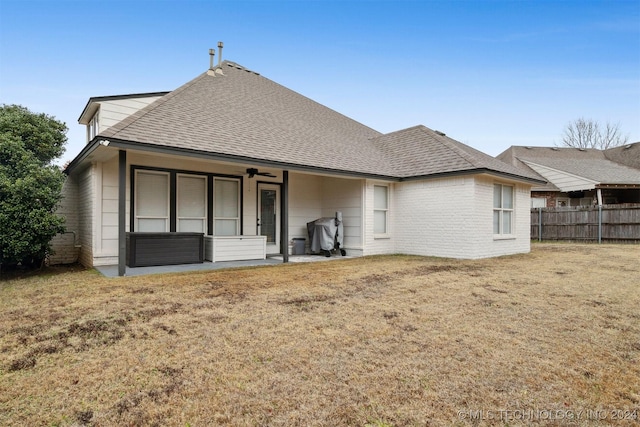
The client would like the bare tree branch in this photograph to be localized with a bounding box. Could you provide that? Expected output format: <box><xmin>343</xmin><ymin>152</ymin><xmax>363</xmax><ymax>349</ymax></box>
<box><xmin>560</xmin><ymin>118</ymin><xmax>629</xmax><ymax>149</ymax></box>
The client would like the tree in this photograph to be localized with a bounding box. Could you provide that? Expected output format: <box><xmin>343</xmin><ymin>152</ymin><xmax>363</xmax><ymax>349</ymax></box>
<box><xmin>0</xmin><ymin>105</ymin><xmax>67</xmax><ymax>269</ymax></box>
<box><xmin>560</xmin><ymin>118</ymin><xmax>629</xmax><ymax>150</ymax></box>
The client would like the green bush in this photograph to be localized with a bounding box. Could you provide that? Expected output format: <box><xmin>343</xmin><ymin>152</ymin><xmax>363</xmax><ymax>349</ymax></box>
<box><xmin>0</xmin><ymin>105</ymin><xmax>67</xmax><ymax>269</ymax></box>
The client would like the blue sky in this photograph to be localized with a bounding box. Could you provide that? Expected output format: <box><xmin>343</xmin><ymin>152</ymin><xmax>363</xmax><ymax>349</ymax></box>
<box><xmin>1</xmin><ymin>0</ymin><xmax>639</xmax><ymax>165</ymax></box>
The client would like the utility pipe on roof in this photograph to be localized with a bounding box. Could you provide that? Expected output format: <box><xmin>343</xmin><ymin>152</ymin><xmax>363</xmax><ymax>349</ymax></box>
<box><xmin>218</xmin><ymin>41</ymin><xmax>223</xmax><ymax>66</ymax></box>
<box><xmin>209</xmin><ymin>49</ymin><xmax>215</xmax><ymax>69</ymax></box>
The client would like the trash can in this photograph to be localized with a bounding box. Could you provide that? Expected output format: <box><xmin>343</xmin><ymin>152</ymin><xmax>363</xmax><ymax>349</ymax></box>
<box><xmin>292</xmin><ymin>238</ymin><xmax>306</xmax><ymax>255</ymax></box>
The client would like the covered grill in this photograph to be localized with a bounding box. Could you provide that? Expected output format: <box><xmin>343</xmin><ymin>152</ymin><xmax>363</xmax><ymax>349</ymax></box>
<box><xmin>306</xmin><ymin>211</ymin><xmax>346</xmax><ymax>257</ymax></box>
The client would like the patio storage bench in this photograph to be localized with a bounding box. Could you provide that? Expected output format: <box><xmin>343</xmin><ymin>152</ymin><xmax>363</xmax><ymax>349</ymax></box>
<box><xmin>126</xmin><ymin>232</ymin><xmax>204</xmax><ymax>267</ymax></box>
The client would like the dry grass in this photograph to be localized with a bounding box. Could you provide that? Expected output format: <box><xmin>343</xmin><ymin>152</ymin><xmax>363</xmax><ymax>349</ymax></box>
<box><xmin>1</xmin><ymin>243</ymin><xmax>639</xmax><ymax>426</ymax></box>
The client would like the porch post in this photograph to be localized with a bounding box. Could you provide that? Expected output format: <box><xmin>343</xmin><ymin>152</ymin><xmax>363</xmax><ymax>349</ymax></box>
<box><xmin>282</xmin><ymin>170</ymin><xmax>289</xmax><ymax>263</ymax></box>
<box><xmin>118</xmin><ymin>150</ymin><xmax>127</xmax><ymax>276</ymax></box>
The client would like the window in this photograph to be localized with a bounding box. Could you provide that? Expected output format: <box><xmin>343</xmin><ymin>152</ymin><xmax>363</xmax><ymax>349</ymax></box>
<box><xmin>374</xmin><ymin>185</ymin><xmax>388</xmax><ymax>234</ymax></box>
<box><xmin>135</xmin><ymin>171</ymin><xmax>169</xmax><ymax>231</ymax></box>
<box><xmin>133</xmin><ymin>168</ymin><xmax>241</xmax><ymax>235</ymax></box>
<box><xmin>177</xmin><ymin>174</ymin><xmax>207</xmax><ymax>232</ymax></box>
<box><xmin>87</xmin><ymin>112</ymin><xmax>99</xmax><ymax>142</ymax></box>
<box><xmin>214</xmin><ymin>178</ymin><xmax>240</xmax><ymax>235</ymax></box>
<box><xmin>493</xmin><ymin>184</ymin><xmax>513</xmax><ymax>235</ymax></box>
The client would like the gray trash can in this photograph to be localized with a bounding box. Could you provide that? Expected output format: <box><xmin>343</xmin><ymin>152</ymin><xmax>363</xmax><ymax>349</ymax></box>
<box><xmin>292</xmin><ymin>238</ymin><xmax>306</xmax><ymax>255</ymax></box>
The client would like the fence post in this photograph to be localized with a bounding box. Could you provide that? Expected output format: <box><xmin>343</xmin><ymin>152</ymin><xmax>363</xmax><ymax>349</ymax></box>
<box><xmin>538</xmin><ymin>207</ymin><xmax>543</xmax><ymax>241</ymax></box>
<box><xmin>598</xmin><ymin>205</ymin><xmax>602</xmax><ymax>244</ymax></box>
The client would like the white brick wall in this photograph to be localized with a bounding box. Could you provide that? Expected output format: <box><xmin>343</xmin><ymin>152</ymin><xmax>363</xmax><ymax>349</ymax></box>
<box><xmin>391</xmin><ymin>175</ymin><xmax>532</xmax><ymax>259</ymax></box>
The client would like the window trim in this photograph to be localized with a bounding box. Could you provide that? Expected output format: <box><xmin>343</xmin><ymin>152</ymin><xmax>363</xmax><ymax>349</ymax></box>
<box><xmin>373</xmin><ymin>184</ymin><xmax>389</xmax><ymax>237</ymax></box>
<box><xmin>130</xmin><ymin>165</ymin><xmax>243</xmax><ymax>235</ymax></box>
<box><xmin>213</xmin><ymin>177</ymin><xmax>241</xmax><ymax>236</ymax></box>
<box><xmin>87</xmin><ymin>110</ymin><xmax>99</xmax><ymax>142</ymax></box>
<box><xmin>176</xmin><ymin>173</ymin><xmax>208</xmax><ymax>233</ymax></box>
<box><xmin>134</xmin><ymin>170</ymin><xmax>170</xmax><ymax>232</ymax></box>
<box><xmin>493</xmin><ymin>183</ymin><xmax>514</xmax><ymax>237</ymax></box>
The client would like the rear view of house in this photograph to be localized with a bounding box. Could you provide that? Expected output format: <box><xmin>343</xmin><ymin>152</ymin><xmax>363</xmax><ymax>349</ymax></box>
<box><xmin>53</xmin><ymin>49</ymin><xmax>543</xmax><ymax>275</ymax></box>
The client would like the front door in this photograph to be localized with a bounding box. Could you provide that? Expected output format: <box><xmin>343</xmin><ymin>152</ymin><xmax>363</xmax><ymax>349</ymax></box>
<box><xmin>258</xmin><ymin>183</ymin><xmax>280</xmax><ymax>254</ymax></box>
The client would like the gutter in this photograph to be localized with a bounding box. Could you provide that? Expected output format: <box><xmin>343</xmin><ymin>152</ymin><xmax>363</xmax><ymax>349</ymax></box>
<box><xmin>65</xmin><ymin>138</ymin><xmax>546</xmax><ymax>186</ymax></box>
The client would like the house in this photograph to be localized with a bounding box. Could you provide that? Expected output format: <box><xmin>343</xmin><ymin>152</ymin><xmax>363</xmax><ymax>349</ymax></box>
<box><xmin>54</xmin><ymin>51</ymin><xmax>544</xmax><ymax>275</ymax></box>
<box><xmin>497</xmin><ymin>145</ymin><xmax>640</xmax><ymax>208</ymax></box>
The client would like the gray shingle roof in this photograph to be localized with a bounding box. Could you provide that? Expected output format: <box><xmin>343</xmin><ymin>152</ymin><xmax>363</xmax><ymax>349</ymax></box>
<box><xmin>371</xmin><ymin>126</ymin><xmax>542</xmax><ymax>180</ymax></box>
<box><xmin>605</xmin><ymin>142</ymin><xmax>640</xmax><ymax>170</ymax></box>
<box><xmin>498</xmin><ymin>146</ymin><xmax>640</xmax><ymax>186</ymax></box>
<box><xmin>96</xmin><ymin>61</ymin><xmax>541</xmax><ymax>183</ymax></box>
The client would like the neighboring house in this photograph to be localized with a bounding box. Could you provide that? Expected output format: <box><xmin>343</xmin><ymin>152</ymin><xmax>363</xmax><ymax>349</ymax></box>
<box><xmin>55</xmin><ymin>54</ymin><xmax>544</xmax><ymax>275</ymax></box>
<box><xmin>497</xmin><ymin>146</ymin><xmax>640</xmax><ymax>208</ymax></box>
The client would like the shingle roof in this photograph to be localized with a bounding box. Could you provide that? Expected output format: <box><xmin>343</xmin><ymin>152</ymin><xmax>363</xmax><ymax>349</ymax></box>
<box><xmin>498</xmin><ymin>146</ymin><xmax>640</xmax><ymax>186</ymax></box>
<box><xmin>605</xmin><ymin>142</ymin><xmax>640</xmax><ymax>170</ymax></box>
<box><xmin>370</xmin><ymin>126</ymin><xmax>543</xmax><ymax>180</ymax></box>
<box><xmin>95</xmin><ymin>60</ymin><xmax>541</xmax><ymax>183</ymax></box>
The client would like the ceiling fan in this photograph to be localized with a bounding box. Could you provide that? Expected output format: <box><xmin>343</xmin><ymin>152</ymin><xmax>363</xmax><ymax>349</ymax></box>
<box><xmin>245</xmin><ymin>168</ymin><xmax>276</xmax><ymax>178</ymax></box>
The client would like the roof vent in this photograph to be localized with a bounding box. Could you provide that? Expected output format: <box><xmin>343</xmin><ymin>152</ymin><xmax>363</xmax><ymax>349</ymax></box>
<box><xmin>551</xmin><ymin>147</ymin><xmax>559</xmax><ymax>150</ymax></box>
<box><xmin>578</xmin><ymin>148</ymin><xmax>586</xmax><ymax>151</ymax></box>
<box><xmin>625</xmin><ymin>144</ymin><xmax>632</xmax><ymax>149</ymax></box>
<box><xmin>217</xmin><ymin>41</ymin><xmax>224</xmax><ymax>66</ymax></box>
<box><xmin>209</xmin><ymin>48</ymin><xmax>215</xmax><ymax>70</ymax></box>
<box><xmin>435</xmin><ymin>130</ymin><xmax>446</xmax><ymax>136</ymax></box>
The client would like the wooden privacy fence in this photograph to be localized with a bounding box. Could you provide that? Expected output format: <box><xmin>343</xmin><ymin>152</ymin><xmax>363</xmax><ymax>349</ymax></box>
<box><xmin>531</xmin><ymin>204</ymin><xmax>640</xmax><ymax>242</ymax></box>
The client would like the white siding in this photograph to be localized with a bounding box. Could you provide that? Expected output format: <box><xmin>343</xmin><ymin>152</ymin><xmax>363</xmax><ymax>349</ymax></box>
<box><xmin>523</xmin><ymin>161</ymin><xmax>598</xmax><ymax>192</ymax></box>
<box><xmin>97</xmin><ymin>97</ymin><xmax>164</xmax><ymax>134</ymax></box>
<box><xmin>99</xmin><ymin>158</ymin><xmax>123</xmax><ymax>259</ymax></box>
<box><xmin>288</xmin><ymin>173</ymin><xmax>323</xmax><ymax>243</ymax></box>
<box><xmin>77</xmin><ymin>165</ymin><xmax>95</xmax><ymax>267</ymax></box>
<box><xmin>205</xmin><ymin>236</ymin><xmax>266</xmax><ymax>262</ymax></box>
<box><xmin>321</xmin><ymin>176</ymin><xmax>363</xmax><ymax>253</ymax></box>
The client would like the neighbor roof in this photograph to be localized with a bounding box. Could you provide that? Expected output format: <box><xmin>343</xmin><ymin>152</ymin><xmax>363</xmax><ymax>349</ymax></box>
<box><xmin>69</xmin><ymin>60</ymin><xmax>542</xmax><ymax>184</ymax></box>
<box><xmin>604</xmin><ymin>142</ymin><xmax>640</xmax><ymax>170</ymax></box>
<box><xmin>497</xmin><ymin>146</ymin><xmax>640</xmax><ymax>190</ymax></box>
